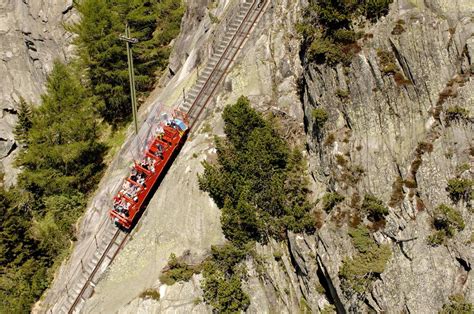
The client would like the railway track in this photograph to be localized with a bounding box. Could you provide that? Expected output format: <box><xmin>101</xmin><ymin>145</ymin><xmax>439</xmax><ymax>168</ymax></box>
<box><xmin>183</xmin><ymin>0</ymin><xmax>268</xmax><ymax>127</ymax></box>
<box><xmin>57</xmin><ymin>1</ymin><xmax>268</xmax><ymax>313</ymax></box>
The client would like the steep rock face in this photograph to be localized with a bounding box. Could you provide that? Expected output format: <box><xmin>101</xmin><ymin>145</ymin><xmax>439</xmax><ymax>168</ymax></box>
<box><xmin>301</xmin><ymin>0</ymin><xmax>473</xmax><ymax>312</ymax></box>
<box><xmin>0</xmin><ymin>0</ymin><xmax>76</xmax><ymax>186</ymax></box>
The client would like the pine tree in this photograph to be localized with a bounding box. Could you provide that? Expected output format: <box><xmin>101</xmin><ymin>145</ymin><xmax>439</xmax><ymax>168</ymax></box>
<box><xmin>13</xmin><ymin>98</ymin><xmax>32</xmax><ymax>146</ymax></box>
<box><xmin>16</xmin><ymin>61</ymin><xmax>105</xmax><ymax>196</ymax></box>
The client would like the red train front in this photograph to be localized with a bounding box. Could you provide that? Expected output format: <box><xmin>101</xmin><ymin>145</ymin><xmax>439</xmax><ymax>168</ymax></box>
<box><xmin>109</xmin><ymin>110</ymin><xmax>189</xmax><ymax>230</ymax></box>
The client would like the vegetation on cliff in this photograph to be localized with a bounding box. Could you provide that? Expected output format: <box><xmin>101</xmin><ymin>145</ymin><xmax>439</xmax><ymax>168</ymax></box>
<box><xmin>198</xmin><ymin>96</ymin><xmax>315</xmax><ymax>312</ymax></box>
<box><xmin>339</xmin><ymin>225</ymin><xmax>392</xmax><ymax>295</ymax></box>
<box><xmin>298</xmin><ymin>0</ymin><xmax>392</xmax><ymax>65</ymax></box>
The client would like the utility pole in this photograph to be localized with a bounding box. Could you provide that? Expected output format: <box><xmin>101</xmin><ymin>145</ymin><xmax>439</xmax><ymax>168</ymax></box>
<box><xmin>119</xmin><ymin>23</ymin><xmax>139</xmax><ymax>135</ymax></box>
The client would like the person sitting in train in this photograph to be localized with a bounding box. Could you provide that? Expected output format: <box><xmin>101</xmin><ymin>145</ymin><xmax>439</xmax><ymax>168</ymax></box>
<box><xmin>154</xmin><ymin>126</ymin><xmax>164</xmax><ymax>139</ymax></box>
<box><xmin>140</xmin><ymin>160</ymin><xmax>149</xmax><ymax>170</ymax></box>
<box><xmin>146</xmin><ymin>157</ymin><xmax>155</xmax><ymax>173</ymax></box>
<box><xmin>130</xmin><ymin>169</ymin><xmax>138</xmax><ymax>183</ymax></box>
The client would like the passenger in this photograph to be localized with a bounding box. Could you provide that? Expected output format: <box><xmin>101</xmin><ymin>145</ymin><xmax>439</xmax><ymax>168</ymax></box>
<box><xmin>147</xmin><ymin>157</ymin><xmax>155</xmax><ymax>173</ymax></box>
<box><xmin>130</xmin><ymin>169</ymin><xmax>138</xmax><ymax>182</ymax></box>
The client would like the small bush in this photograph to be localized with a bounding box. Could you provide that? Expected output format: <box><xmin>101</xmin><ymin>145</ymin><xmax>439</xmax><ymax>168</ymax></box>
<box><xmin>312</xmin><ymin>108</ymin><xmax>329</xmax><ymax>129</ymax></box>
<box><xmin>377</xmin><ymin>50</ymin><xmax>398</xmax><ymax>75</ymax></box>
<box><xmin>139</xmin><ymin>289</ymin><xmax>160</xmax><ymax>301</ymax></box>
<box><xmin>446</xmin><ymin>178</ymin><xmax>472</xmax><ymax>203</ymax></box>
<box><xmin>339</xmin><ymin>243</ymin><xmax>391</xmax><ymax>294</ymax></box>
<box><xmin>348</xmin><ymin>226</ymin><xmax>373</xmax><ymax>253</ymax></box>
<box><xmin>273</xmin><ymin>250</ymin><xmax>283</xmax><ymax>261</ymax></box>
<box><xmin>333</xmin><ymin>29</ymin><xmax>357</xmax><ymax>44</ymax></box>
<box><xmin>428</xmin><ymin>204</ymin><xmax>465</xmax><ymax>246</ymax></box>
<box><xmin>361</xmin><ymin>194</ymin><xmax>389</xmax><ymax>222</ymax></box>
<box><xmin>389</xmin><ymin>176</ymin><xmax>404</xmax><ymax>207</ymax></box>
<box><xmin>394</xmin><ymin>72</ymin><xmax>411</xmax><ymax>86</ymax></box>
<box><xmin>159</xmin><ymin>253</ymin><xmax>201</xmax><ymax>286</ymax></box>
<box><xmin>440</xmin><ymin>294</ymin><xmax>473</xmax><ymax>314</ymax></box>
<box><xmin>324</xmin><ymin>133</ymin><xmax>336</xmax><ymax>146</ymax></box>
<box><xmin>322</xmin><ymin>192</ymin><xmax>345</xmax><ymax>213</ymax></box>
<box><xmin>433</xmin><ymin>204</ymin><xmax>465</xmax><ymax>235</ymax></box>
<box><xmin>364</xmin><ymin>0</ymin><xmax>392</xmax><ymax>22</ymax></box>
<box><xmin>201</xmin><ymin>244</ymin><xmax>250</xmax><ymax>313</ymax></box>
<box><xmin>427</xmin><ymin>230</ymin><xmax>447</xmax><ymax>246</ymax></box>
<box><xmin>299</xmin><ymin>297</ymin><xmax>312</xmax><ymax>313</ymax></box>
<box><xmin>308</xmin><ymin>38</ymin><xmax>346</xmax><ymax>65</ymax></box>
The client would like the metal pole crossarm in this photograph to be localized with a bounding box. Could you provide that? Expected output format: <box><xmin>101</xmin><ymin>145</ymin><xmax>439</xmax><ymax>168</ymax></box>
<box><xmin>119</xmin><ymin>35</ymin><xmax>138</xmax><ymax>44</ymax></box>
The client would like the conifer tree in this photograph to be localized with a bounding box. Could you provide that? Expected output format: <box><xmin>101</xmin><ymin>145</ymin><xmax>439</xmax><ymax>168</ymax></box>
<box><xmin>13</xmin><ymin>98</ymin><xmax>32</xmax><ymax>146</ymax></box>
<box><xmin>16</xmin><ymin>61</ymin><xmax>105</xmax><ymax>196</ymax></box>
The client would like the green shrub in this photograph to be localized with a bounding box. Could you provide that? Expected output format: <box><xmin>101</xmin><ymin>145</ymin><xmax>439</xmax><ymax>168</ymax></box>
<box><xmin>364</xmin><ymin>0</ymin><xmax>392</xmax><ymax>22</ymax></box>
<box><xmin>199</xmin><ymin>97</ymin><xmax>315</xmax><ymax>244</ymax></box>
<box><xmin>427</xmin><ymin>230</ymin><xmax>447</xmax><ymax>246</ymax></box>
<box><xmin>339</xmin><ymin>243</ymin><xmax>391</xmax><ymax>294</ymax></box>
<box><xmin>440</xmin><ymin>294</ymin><xmax>473</xmax><ymax>314</ymax></box>
<box><xmin>299</xmin><ymin>297</ymin><xmax>312</xmax><ymax>313</ymax></box>
<box><xmin>299</xmin><ymin>0</ymin><xmax>392</xmax><ymax>66</ymax></box>
<box><xmin>348</xmin><ymin>226</ymin><xmax>373</xmax><ymax>253</ymax></box>
<box><xmin>159</xmin><ymin>253</ymin><xmax>201</xmax><ymax>286</ymax></box>
<box><xmin>340</xmin><ymin>224</ymin><xmax>392</xmax><ymax>294</ymax></box>
<box><xmin>273</xmin><ymin>250</ymin><xmax>283</xmax><ymax>261</ymax></box>
<box><xmin>333</xmin><ymin>29</ymin><xmax>357</xmax><ymax>43</ymax></box>
<box><xmin>322</xmin><ymin>192</ymin><xmax>344</xmax><ymax>212</ymax></box>
<box><xmin>201</xmin><ymin>244</ymin><xmax>250</xmax><ymax>313</ymax></box>
<box><xmin>308</xmin><ymin>37</ymin><xmax>346</xmax><ymax>65</ymax></box>
<box><xmin>312</xmin><ymin>108</ymin><xmax>329</xmax><ymax>129</ymax></box>
<box><xmin>446</xmin><ymin>178</ymin><xmax>472</xmax><ymax>203</ymax></box>
<box><xmin>377</xmin><ymin>50</ymin><xmax>398</xmax><ymax>75</ymax></box>
<box><xmin>434</xmin><ymin>203</ymin><xmax>464</xmax><ymax>233</ymax></box>
<box><xmin>428</xmin><ymin>204</ymin><xmax>464</xmax><ymax>246</ymax></box>
<box><xmin>361</xmin><ymin>194</ymin><xmax>389</xmax><ymax>222</ymax></box>
<box><xmin>139</xmin><ymin>289</ymin><xmax>160</xmax><ymax>300</ymax></box>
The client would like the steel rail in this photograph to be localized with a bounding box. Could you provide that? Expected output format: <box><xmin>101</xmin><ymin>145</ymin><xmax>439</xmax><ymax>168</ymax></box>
<box><xmin>67</xmin><ymin>230</ymin><xmax>128</xmax><ymax>313</ymax></box>
<box><xmin>188</xmin><ymin>0</ymin><xmax>267</xmax><ymax>128</ymax></box>
<box><xmin>186</xmin><ymin>0</ymin><xmax>257</xmax><ymax>124</ymax></box>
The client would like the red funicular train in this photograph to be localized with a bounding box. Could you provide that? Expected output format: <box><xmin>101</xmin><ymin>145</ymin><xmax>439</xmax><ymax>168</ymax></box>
<box><xmin>109</xmin><ymin>110</ymin><xmax>189</xmax><ymax>230</ymax></box>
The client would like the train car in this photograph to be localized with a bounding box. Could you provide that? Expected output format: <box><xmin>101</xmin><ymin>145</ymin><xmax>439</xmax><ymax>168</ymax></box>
<box><xmin>109</xmin><ymin>110</ymin><xmax>189</xmax><ymax>230</ymax></box>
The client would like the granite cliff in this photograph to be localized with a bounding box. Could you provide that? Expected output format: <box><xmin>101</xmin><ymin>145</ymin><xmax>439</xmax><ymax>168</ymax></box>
<box><xmin>0</xmin><ymin>0</ymin><xmax>76</xmax><ymax>187</ymax></box>
<box><xmin>11</xmin><ymin>0</ymin><xmax>470</xmax><ymax>312</ymax></box>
